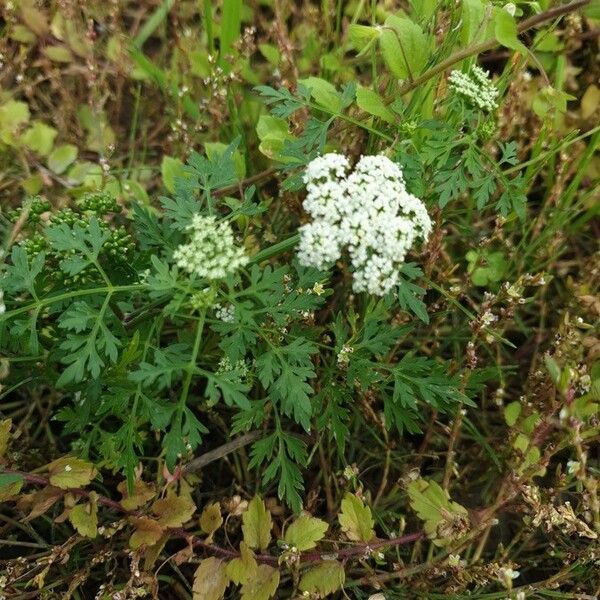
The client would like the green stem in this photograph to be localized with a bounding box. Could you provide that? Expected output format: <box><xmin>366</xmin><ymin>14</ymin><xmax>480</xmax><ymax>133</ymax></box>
<box><xmin>177</xmin><ymin>308</ymin><xmax>207</xmax><ymax>420</ymax></box>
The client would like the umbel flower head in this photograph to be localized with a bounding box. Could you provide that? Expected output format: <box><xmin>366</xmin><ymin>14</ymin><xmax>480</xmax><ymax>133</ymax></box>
<box><xmin>173</xmin><ymin>214</ymin><xmax>248</xmax><ymax>280</ymax></box>
<box><xmin>297</xmin><ymin>153</ymin><xmax>432</xmax><ymax>296</ymax></box>
<box><xmin>448</xmin><ymin>65</ymin><xmax>499</xmax><ymax>113</ymax></box>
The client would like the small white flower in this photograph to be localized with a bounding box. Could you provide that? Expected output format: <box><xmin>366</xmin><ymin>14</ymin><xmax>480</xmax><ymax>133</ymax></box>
<box><xmin>215</xmin><ymin>303</ymin><xmax>235</xmax><ymax>323</ymax></box>
<box><xmin>567</xmin><ymin>460</ymin><xmax>581</xmax><ymax>475</ymax></box>
<box><xmin>504</xmin><ymin>2</ymin><xmax>517</xmax><ymax>16</ymax></box>
<box><xmin>173</xmin><ymin>215</ymin><xmax>248</xmax><ymax>280</ymax></box>
<box><xmin>298</xmin><ymin>154</ymin><xmax>431</xmax><ymax>296</ymax></box>
<box><xmin>64</xmin><ymin>465</ymin><xmax>72</xmax><ymax>472</ymax></box>
<box><xmin>448</xmin><ymin>65</ymin><xmax>499</xmax><ymax>113</ymax></box>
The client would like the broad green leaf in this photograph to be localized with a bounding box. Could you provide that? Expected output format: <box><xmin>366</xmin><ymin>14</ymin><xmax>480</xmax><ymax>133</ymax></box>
<box><xmin>299</xmin><ymin>77</ymin><xmax>343</xmax><ymax>113</ymax></box>
<box><xmin>200</xmin><ymin>502</ymin><xmax>223</xmax><ymax>542</ymax></box>
<box><xmin>226</xmin><ymin>541</ymin><xmax>258</xmax><ymax>585</ymax></box>
<box><xmin>283</xmin><ymin>514</ymin><xmax>328</xmax><ymax>551</ymax></box>
<box><xmin>193</xmin><ymin>557</ymin><xmax>229</xmax><ymax>600</ymax></box>
<box><xmin>47</xmin><ymin>457</ymin><xmax>96</xmax><ymax>489</ymax></box>
<box><xmin>161</xmin><ymin>155</ymin><xmax>186</xmax><ymax>193</ymax></box>
<box><xmin>47</xmin><ymin>144</ymin><xmax>78</xmax><ymax>174</ymax></box>
<box><xmin>299</xmin><ymin>560</ymin><xmax>345</xmax><ymax>597</ymax></box>
<box><xmin>380</xmin><ymin>15</ymin><xmax>428</xmax><ymax>80</ymax></box>
<box><xmin>461</xmin><ymin>0</ymin><xmax>487</xmax><ymax>45</ymax></box>
<box><xmin>409</xmin><ymin>0</ymin><xmax>437</xmax><ymax>23</ymax></box>
<box><xmin>69</xmin><ymin>499</ymin><xmax>98</xmax><ymax>538</ymax></box>
<box><xmin>242</xmin><ymin>496</ymin><xmax>272</xmax><ymax>551</ymax></box>
<box><xmin>347</xmin><ymin>24</ymin><xmax>379</xmax><ymax>54</ymax></box>
<box><xmin>494</xmin><ymin>7</ymin><xmax>527</xmax><ymax>53</ymax></box>
<box><xmin>338</xmin><ymin>492</ymin><xmax>375</xmax><ymax>542</ymax></box>
<box><xmin>21</xmin><ymin>121</ymin><xmax>57</xmax><ymax>155</ymax></box>
<box><xmin>504</xmin><ymin>401</ymin><xmax>521</xmax><ymax>426</ymax></box>
<box><xmin>220</xmin><ymin>0</ymin><xmax>242</xmax><ymax>63</ymax></box>
<box><xmin>356</xmin><ymin>86</ymin><xmax>395</xmax><ymax>123</ymax></box>
<box><xmin>240</xmin><ymin>564</ymin><xmax>279</xmax><ymax>600</ymax></box>
<box><xmin>0</xmin><ymin>100</ymin><xmax>30</xmax><ymax>143</ymax></box>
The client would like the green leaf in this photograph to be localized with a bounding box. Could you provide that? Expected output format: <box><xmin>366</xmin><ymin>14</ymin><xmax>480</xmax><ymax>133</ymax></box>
<box><xmin>380</xmin><ymin>15</ymin><xmax>428</xmax><ymax>80</ymax></box>
<box><xmin>47</xmin><ymin>144</ymin><xmax>78</xmax><ymax>173</ymax></box>
<box><xmin>69</xmin><ymin>500</ymin><xmax>98</xmax><ymax>538</ymax></box>
<box><xmin>0</xmin><ymin>473</ymin><xmax>24</xmax><ymax>502</ymax></box>
<box><xmin>356</xmin><ymin>85</ymin><xmax>395</xmax><ymax>123</ymax></box>
<box><xmin>21</xmin><ymin>121</ymin><xmax>57</xmax><ymax>155</ymax></box>
<box><xmin>242</xmin><ymin>496</ymin><xmax>272</xmax><ymax>551</ymax></box>
<box><xmin>220</xmin><ymin>0</ymin><xmax>242</xmax><ymax>64</ymax></box>
<box><xmin>283</xmin><ymin>514</ymin><xmax>328</xmax><ymax>551</ymax></box>
<box><xmin>299</xmin><ymin>561</ymin><xmax>345</xmax><ymax>597</ymax></box>
<box><xmin>240</xmin><ymin>564</ymin><xmax>279</xmax><ymax>600</ymax></box>
<box><xmin>338</xmin><ymin>492</ymin><xmax>375</xmax><ymax>542</ymax></box>
<box><xmin>298</xmin><ymin>77</ymin><xmax>343</xmax><ymax>113</ymax></box>
<box><xmin>347</xmin><ymin>24</ymin><xmax>379</xmax><ymax>55</ymax></box>
<box><xmin>226</xmin><ymin>541</ymin><xmax>258</xmax><ymax>585</ymax></box>
<box><xmin>407</xmin><ymin>478</ymin><xmax>469</xmax><ymax>546</ymax></box>
<box><xmin>494</xmin><ymin>7</ymin><xmax>527</xmax><ymax>53</ymax></box>
<box><xmin>504</xmin><ymin>401</ymin><xmax>522</xmax><ymax>427</ymax></box>
<box><xmin>161</xmin><ymin>155</ymin><xmax>186</xmax><ymax>193</ymax></box>
<box><xmin>205</xmin><ymin>141</ymin><xmax>246</xmax><ymax>178</ymax></box>
<box><xmin>461</xmin><ymin>0</ymin><xmax>487</xmax><ymax>45</ymax></box>
<box><xmin>0</xmin><ymin>419</ymin><xmax>12</xmax><ymax>458</ymax></box>
<box><xmin>193</xmin><ymin>557</ymin><xmax>229</xmax><ymax>600</ymax></box>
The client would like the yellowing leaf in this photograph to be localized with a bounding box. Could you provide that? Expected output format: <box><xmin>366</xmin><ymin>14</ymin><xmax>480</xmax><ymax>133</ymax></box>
<box><xmin>283</xmin><ymin>514</ymin><xmax>328</xmax><ymax>551</ymax></box>
<box><xmin>200</xmin><ymin>502</ymin><xmax>223</xmax><ymax>542</ymax></box>
<box><xmin>47</xmin><ymin>457</ymin><xmax>96</xmax><ymax>489</ymax></box>
<box><xmin>69</xmin><ymin>498</ymin><xmax>98</xmax><ymax>538</ymax></box>
<box><xmin>129</xmin><ymin>517</ymin><xmax>165</xmax><ymax>549</ymax></box>
<box><xmin>299</xmin><ymin>560</ymin><xmax>345</xmax><ymax>597</ymax></box>
<box><xmin>338</xmin><ymin>493</ymin><xmax>375</xmax><ymax>542</ymax></box>
<box><xmin>43</xmin><ymin>45</ymin><xmax>73</xmax><ymax>63</ymax></box>
<box><xmin>240</xmin><ymin>564</ymin><xmax>279</xmax><ymax>600</ymax></box>
<box><xmin>0</xmin><ymin>419</ymin><xmax>12</xmax><ymax>458</ymax></box>
<box><xmin>193</xmin><ymin>557</ymin><xmax>229</xmax><ymax>600</ymax></box>
<box><xmin>117</xmin><ymin>479</ymin><xmax>155</xmax><ymax>511</ymax></box>
<box><xmin>407</xmin><ymin>478</ymin><xmax>469</xmax><ymax>546</ymax></box>
<box><xmin>582</xmin><ymin>84</ymin><xmax>600</xmax><ymax>119</ymax></box>
<box><xmin>0</xmin><ymin>473</ymin><xmax>23</xmax><ymax>502</ymax></box>
<box><xmin>242</xmin><ymin>496</ymin><xmax>272</xmax><ymax>551</ymax></box>
<box><xmin>152</xmin><ymin>492</ymin><xmax>196</xmax><ymax>527</ymax></box>
<box><xmin>226</xmin><ymin>541</ymin><xmax>258</xmax><ymax>585</ymax></box>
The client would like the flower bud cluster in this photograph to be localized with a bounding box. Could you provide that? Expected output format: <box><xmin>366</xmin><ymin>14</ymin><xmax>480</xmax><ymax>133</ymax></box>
<box><xmin>448</xmin><ymin>65</ymin><xmax>499</xmax><ymax>113</ymax></box>
<box><xmin>297</xmin><ymin>154</ymin><xmax>432</xmax><ymax>296</ymax></box>
<box><xmin>173</xmin><ymin>215</ymin><xmax>248</xmax><ymax>280</ymax></box>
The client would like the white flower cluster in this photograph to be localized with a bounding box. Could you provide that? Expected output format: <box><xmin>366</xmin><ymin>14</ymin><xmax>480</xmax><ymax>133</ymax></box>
<box><xmin>173</xmin><ymin>215</ymin><xmax>248</xmax><ymax>280</ymax></box>
<box><xmin>448</xmin><ymin>65</ymin><xmax>499</xmax><ymax>113</ymax></box>
<box><xmin>297</xmin><ymin>154</ymin><xmax>432</xmax><ymax>296</ymax></box>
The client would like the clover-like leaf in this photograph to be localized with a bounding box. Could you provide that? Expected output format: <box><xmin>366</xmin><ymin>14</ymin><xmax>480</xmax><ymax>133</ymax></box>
<box><xmin>47</xmin><ymin>457</ymin><xmax>97</xmax><ymax>489</ymax></box>
<box><xmin>338</xmin><ymin>493</ymin><xmax>375</xmax><ymax>542</ymax></box>
<box><xmin>242</xmin><ymin>496</ymin><xmax>272</xmax><ymax>551</ymax></box>
<box><xmin>283</xmin><ymin>514</ymin><xmax>328</xmax><ymax>551</ymax></box>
